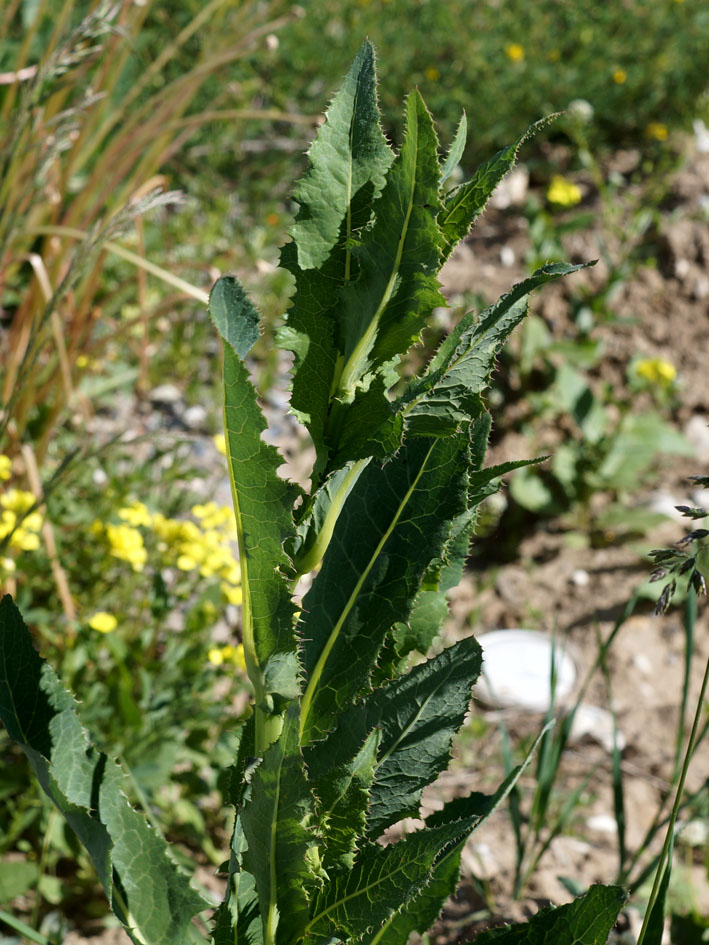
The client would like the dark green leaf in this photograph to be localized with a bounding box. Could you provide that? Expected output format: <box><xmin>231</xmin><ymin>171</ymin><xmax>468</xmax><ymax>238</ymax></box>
<box><xmin>298</xmin><ymin>433</ymin><xmax>471</xmax><ymax>745</ymax></box>
<box><xmin>471</xmin><ymin>884</ymin><xmax>627</xmax><ymax>945</ymax></box>
<box><xmin>0</xmin><ymin>596</ymin><xmax>207</xmax><ymax>945</ymax></box>
<box><xmin>209</xmin><ymin>278</ymin><xmax>300</xmax><ymax>701</ymax></box>
<box><xmin>440</xmin><ymin>117</ymin><xmax>556</xmax><ymax>258</ymax></box>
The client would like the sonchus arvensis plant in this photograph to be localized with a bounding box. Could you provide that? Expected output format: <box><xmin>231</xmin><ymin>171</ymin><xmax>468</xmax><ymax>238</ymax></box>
<box><xmin>1</xmin><ymin>43</ymin><xmax>627</xmax><ymax>945</ymax></box>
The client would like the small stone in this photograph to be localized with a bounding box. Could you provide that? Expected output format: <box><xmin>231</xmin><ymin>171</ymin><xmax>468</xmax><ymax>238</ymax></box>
<box><xmin>500</xmin><ymin>245</ymin><xmax>515</xmax><ymax>267</ymax></box>
<box><xmin>587</xmin><ymin>813</ymin><xmax>618</xmax><ymax>835</ymax></box>
<box><xmin>150</xmin><ymin>383</ymin><xmax>182</xmax><ymax>405</ymax></box>
<box><xmin>569</xmin><ymin>703</ymin><xmax>626</xmax><ymax>753</ymax></box>
<box><xmin>571</xmin><ymin>568</ymin><xmax>589</xmax><ymax>587</ymax></box>
<box><xmin>685</xmin><ymin>415</ymin><xmax>709</xmax><ymax>462</ymax></box>
<box><xmin>183</xmin><ymin>404</ymin><xmax>208</xmax><ymax>430</ymax></box>
<box><xmin>489</xmin><ymin>166</ymin><xmax>529</xmax><ymax>209</ymax></box>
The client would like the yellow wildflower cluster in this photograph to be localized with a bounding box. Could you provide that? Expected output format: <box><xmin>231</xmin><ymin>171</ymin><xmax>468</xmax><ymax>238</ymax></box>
<box><xmin>91</xmin><ymin>499</ymin><xmax>242</xmax><ymax>604</ymax></box>
<box><xmin>635</xmin><ymin>357</ymin><xmax>677</xmax><ymax>386</ymax></box>
<box><xmin>424</xmin><ymin>66</ymin><xmax>440</xmax><ymax>82</ymax></box>
<box><xmin>612</xmin><ymin>67</ymin><xmax>627</xmax><ymax>85</ymax></box>
<box><xmin>0</xmin><ymin>486</ymin><xmax>43</xmax><ymax>561</ymax></box>
<box><xmin>0</xmin><ymin>455</ymin><xmax>11</xmax><ymax>481</ymax></box>
<box><xmin>505</xmin><ymin>43</ymin><xmax>525</xmax><ymax>62</ymax></box>
<box><xmin>547</xmin><ymin>175</ymin><xmax>582</xmax><ymax>207</ymax></box>
<box><xmin>208</xmin><ymin>643</ymin><xmax>246</xmax><ymax>670</ymax></box>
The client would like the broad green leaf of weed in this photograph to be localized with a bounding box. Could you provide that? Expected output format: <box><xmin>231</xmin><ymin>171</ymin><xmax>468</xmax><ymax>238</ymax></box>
<box><xmin>328</xmin><ymin>90</ymin><xmax>445</xmax><ymax>460</ymax></box>
<box><xmin>209</xmin><ymin>277</ymin><xmax>300</xmax><ymax>703</ymax></box>
<box><xmin>311</xmin><ymin>727</ymin><xmax>381</xmax><ymax>872</ymax></box>
<box><xmin>440</xmin><ymin>111</ymin><xmax>467</xmax><ymax>184</ymax></box>
<box><xmin>402</xmin><ymin>263</ymin><xmax>589</xmax><ymax>436</ymax></box>
<box><xmin>289</xmin><ymin>39</ymin><xmax>393</xmax><ymax>271</ymax></box>
<box><xmin>471</xmin><ymin>883</ymin><xmax>627</xmax><ymax>945</ymax></box>
<box><xmin>439</xmin><ymin>116</ymin><xmax>557</xmax><ymax>259</ymax></box>
<box><xmin>306</xmin><ymin>636</ymin><xmax>483</xmax><ymax>838</ymax></box>
<box><xmin>298</xmin><ymin>432</ymin><xmax>470</xmax><ymax>746</ymax></box>
<box><xmin>0</xmin><ymin>595</ymin><xmax>208</xmax><ymax>945</ymax></box>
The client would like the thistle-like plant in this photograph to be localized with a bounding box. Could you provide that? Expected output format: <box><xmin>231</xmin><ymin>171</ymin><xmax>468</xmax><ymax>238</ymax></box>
<box><xmin>0</xmin><ymin>43</ymin><xmax>627</xmax><ymax>945</ymax></box>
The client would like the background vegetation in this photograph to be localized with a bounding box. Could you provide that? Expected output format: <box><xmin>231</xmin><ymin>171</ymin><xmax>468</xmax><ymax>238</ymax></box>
<box><xmin>1</xmin><ymin>0</ymin><xmax>708</xmax><ymax>941</ymax></box>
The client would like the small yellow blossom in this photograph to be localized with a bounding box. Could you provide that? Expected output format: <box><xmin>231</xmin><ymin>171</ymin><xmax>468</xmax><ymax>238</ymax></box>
<box><xmin>222</xmin><ymin>582</ymin><xmax>243</xmax><ymax>605</ymax></box>
<box><xmin>547</xmin><ymin>175</ymin><xmax>582</xmax><ymax>207</ymax></box>
<box><xmin>612</xmin><ymin>68</ymin><xmax>627</xmax><ymax>85</ymax></box>
<box><xmin>208</xmin><ymin>644</ymin><xmax>246</xmax><ymax>669</ymax></box>
<box><xmin>208</xmin><ymin>646</ymin><xmax>225</xmax><ymax>665</ymax></box>
<box><xmin>177</xmin><ymin>553</ymin><xmax>199</xmax><ymax>571</ymax></box>
<box><xmin>12</xmin><ymin>530</ymin><xmax>40</xmax><ymax>551</ymax></box>
<box><xmin>0</xmin><ymin>455</ymin><xmax>11</xmax><ymax>481</ymax></box>
<box><xmin>76</xmin><ymin>354</ymin><xmax>89</xmax><ymax>369</ymax></box>
<box><xmin>118</xmin><ymin>501</ymin><xmax>153</xmax><ymax>528</ymax></box>
<box><xmin>105</xmin><ymin>523</ymin><xmax>147</xmax><ymax>571</ymax></box>
<box><xmin>89</xmin><ymin>612</ymin><xmax>118</xmax><ymax>633</ymax></box>
<box><xmin>646</xmin><ymin>121</ymin><xmax>668</xmax><ymax>141</ymax></box>
<box><xmin>635</xmin><ymin>357</ymin><xmax>677</xmax><ymax>386</ymax></box>
<box><xmin>505</xmin><ymin>43</ymin><xmax>525</xmax><ymax>62</ymax></box>
<box><xmin>547</xmin><ymin>48</ymin><xmax>561</xmax><ymax>62</ymax></box>
<box><xmin>214</xmin><ymin>434</ymin><xmax>227</xmax><ymax>456</ymax></box>
<box><xmin>424</xmin><ymin>66</ymin><xmax>440</xmax><ymax>82</ymax></box>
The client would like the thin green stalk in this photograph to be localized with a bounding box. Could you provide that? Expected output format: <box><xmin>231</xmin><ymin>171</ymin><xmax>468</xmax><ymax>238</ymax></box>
<box><xmin>0</xmin><ymin>909</ymin><xmax>53</xmax><ymax>945</ymax></box>
<box><xmin>675</xmin><ymin>588</ymin><xmax>696</xmax><ymax>779</ymax></box>
<box><xmin>636</xmin><ymin>650</ymin><xmax>709</xmax><ymax>945</ymax></box>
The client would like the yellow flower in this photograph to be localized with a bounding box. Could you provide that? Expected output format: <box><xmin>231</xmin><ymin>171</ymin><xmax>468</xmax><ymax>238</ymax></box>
<box><xmin>118</xmin><ymin>501</ymin><xmax>153</xmax><ymax>528</ymax></box>
<box><xmin>0</xmin><ymin>455</ymin><xmax>11</xmax><ymax>481</ymax></box>
<box><xmin>76</xmin><ymin>354</ymin><xmax>89</xmax><ymax>369</ymax></box>
<box><xmin>635</xmin><ymin>357</ymin><xmax>677</xmax><ymax>386</ymax></box>
<box><xmin>213</xmin><ymin>434</ymin><xmax>227</xmax><ymax>456</ymax></box>
<box><xmin>646</xmin><ymin>121</ymin><xmax>668</xmax><ymax>141</ymax></box>
<box><xmin>222</xmin><ymin>582</ymin><xmax>243</xmax><ymax>605</ymax></box>
<box><xmin>12</xmin><ymin>529</ymin><xmax>40</xmax><ymax>551</ymax></box>
<box><xmin>105</xmin><ymin>523</ymin><xmax>147</xmax><ymax>571</ymax></box>
<box><xmin>89</xmin><ymin>612</ymin><xmax>118</xmax><ymax>634</ymax></box>
<box><xmin>547</xmin><ymin>48</ymin><xmax>561</xmax><ymax>62</ymax></box>
<box><xmin>547</xmin><ymin>175</ymin><xmax>582</xmax><ymax>207</ymax></box>
<box><xmin>612</xmin><ymin>68</ymin><xmax>627</xmax><ymax>85</ymax></box>
<box><xmin>1</xmin><ymin>488</ymin><xmax>35</xmax><ymax>514</ymax></box>
<box><xmin>424</xmin><ymin>66</ymin><xmax>440</xmax><ymax>82</ymax></box>
<box><xmin>505</xmin><ymin>43</ymin><xmax>525</xmax><ymax>62</ymax></box>
<box><xmin>209</xmin><ymin>644</ymin><xmax>246</xmax><ymax>670</ymax></box>
<box><xmin>177</xmin><ymin>553</ymin><xmax>199</xmax><ymax>571</ymax></box>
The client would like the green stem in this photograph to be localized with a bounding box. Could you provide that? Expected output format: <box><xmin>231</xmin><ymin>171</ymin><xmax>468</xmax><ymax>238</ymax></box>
<box><xmin>0</xmin><ymin>910</ymin><xmax>53</xmax><ymax>945</ymax></box>
<box><xmin>636</xmin><ymin>651</ymin><xmax>709</xmax><ymax>945</ymax></box>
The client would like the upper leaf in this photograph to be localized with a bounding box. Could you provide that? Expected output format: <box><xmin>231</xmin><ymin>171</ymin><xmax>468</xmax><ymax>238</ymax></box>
<box><xmin>439</xmin><ymin>116</ymin><xmax>556</xmax><ymax>259</ymax></box>
<box><xmin>289</xmin><ymin>39</ymin><xmax>393</xmax><ymax>271</ymax></box>
<box><xmin>402</xmin><ymin>263</ymin><xmax>589</xmax><ymax>436</ymax></box>
<box><xmin>0</xmin><ymin>595</ymin><xmax>208</xmax><ymax>945</ymax></box>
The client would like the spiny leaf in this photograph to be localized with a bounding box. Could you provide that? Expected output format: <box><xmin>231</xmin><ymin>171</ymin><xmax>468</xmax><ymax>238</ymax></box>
<box><xmin>313</xmin><ymin>727</ymin><xmax>382</xmax><ymax>871</ymax></box>
<box><xmin>306</xmin><ymin>636</ymin><xmax>483</xmax><ymax>839</ymax></box>
<box><xmin>209</xmin><ymin>277</ymin><xmax>300</xmax><ymax>703</ymax></box>
<box><xmin>290</xmin><ymin>39</ymin><xmax>393</xmax><ymax>271</ymax></box>
<box><xmin>403</xmin><ymin>263</ymin><xmax>589</xmax><ymax>435</ymax></box>
<box><xmin>241</xmin><ymin>703</ymin><xmax>317</xmax><ymax>945</ymax></box>
<box><xmin>280</xmin><ymin>40</ymin><xmax>394</xmax><ymax>477</ymax></box>
<box><xmin>440</xmin><ymin>111</ymin><xmax>467</xmax><ymax>185</ymax></box>
<box><xmin>298</xmin><ymin>432</ymin><xmax>471</xmax><ymax>746</ymax></box>
<box><xmin>471</xmin><ymin>883</ymin><xmax>627</xmax><ymax>945</ymax></box>
<box><xmin>0</xmin><ymin>595</ymin><xmax>208</xmax><ymax>945</ymax></box>
<box><xmin>439</xmin><ymin>116</ymin><xmax>556</xmax><ymax>259</ymax></box>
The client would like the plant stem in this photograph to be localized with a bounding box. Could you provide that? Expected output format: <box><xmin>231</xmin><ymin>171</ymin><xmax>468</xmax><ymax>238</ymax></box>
<box><xmin>636</xmin><ymin>650</ymin><xmax>709</xmax><ymax>945</ymax></box>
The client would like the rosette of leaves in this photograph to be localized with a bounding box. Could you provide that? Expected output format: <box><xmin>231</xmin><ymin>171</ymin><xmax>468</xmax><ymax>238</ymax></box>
<box><xmin>1</xmin><ymin>43</ymin><xmax>626</xmax><ymax>945</ymax></box>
